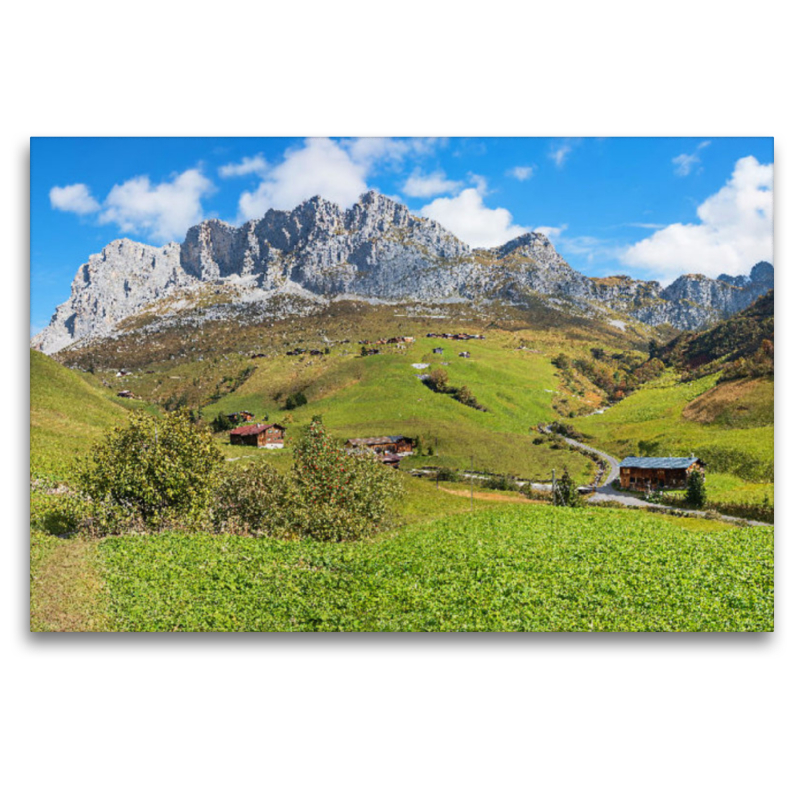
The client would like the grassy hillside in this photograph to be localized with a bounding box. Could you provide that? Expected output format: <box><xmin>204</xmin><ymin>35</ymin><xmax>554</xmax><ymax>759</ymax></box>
<box><xmin>572</xmin><ymin>369</ymin><xmax>773</xmax><ymax>482</ymax></box>
<box><xmin>49</xmin><ymin>301</ymin><xmax>662</xmax><ymax>483</ymax></box>
<box><xmin>30</xmin><ymin>350</ymin><xmax>155</xmax><ymax>480</ymax></box>
<box><xmin>100</xmin><ymin>505</ymin><xmax>773</xmax><ymax>632</ymax></box>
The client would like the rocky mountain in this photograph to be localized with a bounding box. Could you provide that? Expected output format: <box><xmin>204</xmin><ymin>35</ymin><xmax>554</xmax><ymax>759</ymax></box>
<box><xmin>31</xmin><ymin>191</ymin><xmax>774</xmax><ymax>354</ymax></box>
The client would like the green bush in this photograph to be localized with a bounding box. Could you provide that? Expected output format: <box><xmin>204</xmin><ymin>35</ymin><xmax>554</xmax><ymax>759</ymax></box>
<box><xmin>213</xmin><ymin>462</ymin><xmax>296</xmax><ymax>536</ymax></box>
<box><xmin>291</xmin><ymin>418</ymin><xmax>403</xmax><ymax>541</ymax></box>
<box><xmin>78</xmin><ymin>410</ymin><xmax>224</xmax><ymax>532</ymax></box>
<box><xmin>686</xmin><ymin>470</ymin><xmax>707</xmax><ymax>509</ymax></box>
<box><xmin>553</xmin><ymin>468</ymin><xmax>582</xmax><ymax>507</ymax></box>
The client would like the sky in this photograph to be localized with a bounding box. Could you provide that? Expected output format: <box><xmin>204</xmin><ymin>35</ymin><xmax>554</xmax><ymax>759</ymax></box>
<box><xmin>30</xmin><ymin>136</ymin><xmax>774</xmax><ymax>335</ymax></box>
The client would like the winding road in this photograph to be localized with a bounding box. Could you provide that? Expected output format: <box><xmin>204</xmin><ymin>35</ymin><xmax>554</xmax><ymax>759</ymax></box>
<box><xmin>548</xmin><ymin>430</ymin><xmax>772</xmax><ymax>526</ymax></box>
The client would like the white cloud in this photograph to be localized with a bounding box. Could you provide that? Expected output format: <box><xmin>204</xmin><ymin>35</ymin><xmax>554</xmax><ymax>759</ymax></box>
<box><xmin>672</xmin><ymin>140</ymin><xmax>711</xmax><ymax>177</ymax></box>
<box><xmin>98</xmin><ymin>168</ymin><xmax>215</xmax><ymax>242</ymax></box>
<box><xmin>507</xmin><ymin>165</ymin><xmax>535</xmax><ymax>181</ymax></box>
<box><xmin>534</xmin><ymin>224</ymin><xmax>567</xmax><ymax>241</ymax></box>
<box><xmin>549</xmin><ymin>140</ymin><xmax>574</xmax><ymax>168</ymax></box>
<box><xmin>219</xmin><ymin>154</ymin><xmax>269</xmax><ymax>178</ymax></box>
<box><xmin>237</xmin><ymin>138</ymin><xmax>369</xmax><ymax>218</ymax></box>
<box><xmin>402</xmin><ymin>168</ymin><xmax>462</xmax><ymax>198</ymax></box>
<box><xmin>235</xmin><ymin>137</ymin><xmax>448</xmax><ymax>220</ymax></box>
<box><xmin>622</xmin><ymin>156</ymin><xmax>773</xmax><ymax>282</ymax></box>
<box><xmin>345</xmin><ymin>136</ymin><xmax>442</xmax><ymax>168</ymax></box>
<box><xmin>420</xmin><ymin>188</ymin><xmax>528</xmax><ymax>248</ymax></box>
<box><xmin>49</xmin><ymin>183</ymin><xmax>100</xmax><ymax>214</ymax></box>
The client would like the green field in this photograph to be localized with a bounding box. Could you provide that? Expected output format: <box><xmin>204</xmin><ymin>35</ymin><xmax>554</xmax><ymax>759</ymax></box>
<box><xmin>29</xmin><ymin>350</ymin><xmax>160</xmax><ymax>480</ymax></box>
<box><xmin>572</xmin><ymin>370</ymin><xmax>774</xmax><ymax>483</ymax></box>
<box><xmin>100</xmin><ymin>505</ymin><xmax>773</xmax><ymax>632</ymax></box>
<box><xmin>30</xmin><ymin>295</ymin><xmax>775</xmax><ymax>633</ymax></box>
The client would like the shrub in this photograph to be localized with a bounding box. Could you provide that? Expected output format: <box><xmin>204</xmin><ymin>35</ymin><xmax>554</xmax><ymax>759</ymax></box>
<box><xmin>485</xmin><ymin>474</ymin><xmax>518</xmax><ymax>491</ymax></box>
<box><xmin>78</xmin><ymin>410</ymin><xmax>224</xmax><ymax>532</ymax></box>
<box><xmin>213</xmin><ymin>462</ymin><xmax>296</xmax><ymax>536</ymax></box>
<box><xmin>553</xmin><ymin>468</ymin><xmax>582</xmax><ymax>507</ymax></box>
<box><xmin>211</xmin><ymin>411</ymin><xmax>237</xmax><ymax>432</ymax></box>
<box><xmin>686</xmin><ymin>470</ymin><xmax>707</xmax><ymax>509</ymax></box>
<box><xmin>428</xmin><ymin>368</ymin><xmax>450</xmax><ymax>393</ymax></box>
<box><xmin>291</xmin><ymin>418</ymin><xmax>403</xmax><ymax>541</ymax></box>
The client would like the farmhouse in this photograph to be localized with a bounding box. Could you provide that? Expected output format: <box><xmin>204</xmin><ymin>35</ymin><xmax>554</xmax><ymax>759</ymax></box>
<box><xmin>618</xmin><ymin>456</ymin><xmax>705</xmax><ymax>491</ymax></box>
<box><xmin>226</xmin><ymin>410</ymin><xmax>254</xmax><ymax>423</ymax></box>
<box><xmin>345</xmin><ymin>435</ymin><xmax>414</xmax><ymax>457</ymax></box>
<box><xmin>229</xmin><ymin>423</ymin><xmax>286</xmax><ymax>449</ymax></box>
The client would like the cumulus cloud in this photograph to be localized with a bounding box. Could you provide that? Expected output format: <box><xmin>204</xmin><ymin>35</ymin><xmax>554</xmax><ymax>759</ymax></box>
<box><xmin>420</xmin><ymin>187</ymin><xmax>528</xmax><ymax>248</ymax></box>
<box><xmin>237</xmin><ymin>138</ymin><xmax>370</xmax><ymax>218</ymax></box>
<box><xmin>50</xmin><ymin>169</ymin><xmax>215</xmax><ymax>242</ymax></box>
<box><xmin>402</xmin><ymin>168</ymin><xmax>462</xmax><ymax>198</ymax></box>
<box><xmin>672</xmin><ymin>140</ymin><xmax>711</xmax><ymax>177</ymax></box>
<box><xmin>98</xmin><ymin>168</ymin><xmax>215</xmax><ymax>242</ymax></box>
<box><xmin>534</xmin><ymin>224</ymin><xmax>567</xmax><ymax>241</ymax></box>
<box><xmin>507</xmin><ymin>165</ymin><xmax>535</xmax><ymax>181</ymax></box>
<box><xmin>233</xmin><ymin>137</ymin><xmax>449</xmax><ymax>220</ymax></box>
<box><xmin>218</xmin><ymin>154</ymin><xmax>269</xmax><ymax>178</ymax></box>
<box><xmin>621</xmin><ymin>156</ymin><xmax>773</xmax><ymax>282</ymax></box>
<box><xmin>49</xmin><ymin>183</ymin><xmax>100</xmax><ymax>214</ymax></box>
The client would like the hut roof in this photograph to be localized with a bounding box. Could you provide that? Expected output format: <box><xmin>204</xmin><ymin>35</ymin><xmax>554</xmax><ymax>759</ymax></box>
<box><xmin>229</xmin><ymin>423</ymin><xmax>285</xmax><ymax>436</ymax></box>
<box><xmin>619</xmin><ymin>456</ymin><xmax>701</xmax><ymax>469</ymax></box>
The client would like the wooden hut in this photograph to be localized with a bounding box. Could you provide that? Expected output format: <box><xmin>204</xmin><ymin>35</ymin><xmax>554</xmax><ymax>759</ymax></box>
<box><xmin>344</xmin><ymin>435</ymin><xmax>414</xmax><ymax>457</ymax></box>
<box><xmin>229</xmin><ymin>423</ymin><xmax>286</xmax><ymax>449</ymax></box>
<box><xmin>618</xmin><ymin>456</ymin><xmax>705</xmax><ymax>491</ymax></box>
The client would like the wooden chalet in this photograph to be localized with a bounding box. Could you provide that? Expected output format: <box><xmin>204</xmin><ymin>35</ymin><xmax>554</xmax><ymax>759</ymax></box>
<box><xmin>344</xmin><ymin>435</ymin><xmax>414</xmax><ymax>457</ymax></box>
<box><xmin>229</xmin><ymin>423</ymin><xmax>286</xmax><ymax>449</ymax></box>
<box><xmin>226</xmin><ymin>410</ymin><xmax>254</xmax><ymax>423</ymax></box>
<box><xmin>618</xmin><ymin>456</ymin><xmax>705</xmax><ymax>491</ymax></box>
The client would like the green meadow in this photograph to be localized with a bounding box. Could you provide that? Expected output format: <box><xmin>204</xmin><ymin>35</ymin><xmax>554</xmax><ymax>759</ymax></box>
<box><xmin>571</xmin><ymin>370</ymin><xmax>774</xmax><ymax>483</ymax></box>
<box><xmin>100</xmin><ymin>506</ymin><xmax>773</xmax><ymax>632</ymax></box>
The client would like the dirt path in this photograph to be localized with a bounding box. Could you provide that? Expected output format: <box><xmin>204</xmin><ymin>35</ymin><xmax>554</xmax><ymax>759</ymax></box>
<box><xmin>439</xmin><ymin>487</ymin><xmax>539</xmax><ymax>504</ymax></box>
<box><xmin>30</xmin><ymin>537</ymin><xmax>109</xmax><ymax>632</ymax></box>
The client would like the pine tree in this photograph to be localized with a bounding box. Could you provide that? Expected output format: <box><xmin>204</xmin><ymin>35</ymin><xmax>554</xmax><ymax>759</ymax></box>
<box><xmin>686</xmin><ymin>469</ymin><xmax>707</xmax><ymax>508</ymax></box>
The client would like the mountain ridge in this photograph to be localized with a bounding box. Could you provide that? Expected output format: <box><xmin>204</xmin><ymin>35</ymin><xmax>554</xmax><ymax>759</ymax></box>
<box><xmin>32</xmin><ymin>191</ymin><xmax>774</xmax><ymax>354</ymax></box>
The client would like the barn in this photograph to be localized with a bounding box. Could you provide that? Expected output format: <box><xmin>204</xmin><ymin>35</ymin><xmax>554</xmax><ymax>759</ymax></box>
<box><xmin>618</xmin><ymin>456</ymin><xmax>705</xmax><ymax>491</ymax></box>
<box><xmin>229</xmin><ymin>423</ymin><xmax>286</xmax><ymax>448</ymax></box>
<box><xmin>344</xmin><ymin>435</ymin><xmax>414</xmax><ymax>456</ymax></box>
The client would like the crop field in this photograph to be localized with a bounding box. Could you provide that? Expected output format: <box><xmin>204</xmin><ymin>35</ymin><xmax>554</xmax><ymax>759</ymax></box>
<box><xmin>100</xmin><ymin>505</ymin><xmax>773</xmax><ymax>632</ymax></box>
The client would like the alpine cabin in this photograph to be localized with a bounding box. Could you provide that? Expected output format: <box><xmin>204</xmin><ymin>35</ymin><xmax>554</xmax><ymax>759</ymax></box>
<box><xmin>229</xmin><ymin>423</ymin><xmax>286</xmax><ymax>449</ymax></box>
<box><xmin>618</xmin><ymin>456</ymin><xmax>705</xmax><ymax>491</ymax></box>
<box><xmin>344</xmin><ymin>436</ymin><xmax>414</xmax><ymax>456</ymax></box>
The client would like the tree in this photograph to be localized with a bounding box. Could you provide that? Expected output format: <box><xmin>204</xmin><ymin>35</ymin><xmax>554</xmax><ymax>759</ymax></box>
<box><xmin>455</xmin><ymin>385</ymin><xmax>477</xmax><ymax>407</ymax></box>
<box><xmin>78</xmin><ymin>410</ymin><xmax>224</xmax><ymax>530</ymax></box>
<box><xmin>428</xmin><ymin>368</ymin><xmax>449</xmax><ymax>393</ymax></box>
<box><xmin>291</xmin><ymin>417</ymin><xmax>402</xmax><ymax>541</ymax></box>
<box><xmin>553</xmin><ymin>468</ymin><xmax>582</xmax><ymax>507</ymax></box>
<box><xmin>686</xmin><ymin>469</ymin><xmax>707</xmax><ymax>508</ymax></box>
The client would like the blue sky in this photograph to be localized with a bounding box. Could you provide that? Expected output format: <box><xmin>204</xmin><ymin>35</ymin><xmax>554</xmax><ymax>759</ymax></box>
<box><xmin>31</xmin><ymin>136</ymin><xmax>773</xmax><ymax>335</ymax></box>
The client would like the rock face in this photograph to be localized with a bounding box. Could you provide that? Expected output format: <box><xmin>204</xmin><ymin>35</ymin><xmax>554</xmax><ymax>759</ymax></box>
<box><xmin>31</xmin><ymin>192</ymin><xmax>775</xmax><ymax>354</ymax></box>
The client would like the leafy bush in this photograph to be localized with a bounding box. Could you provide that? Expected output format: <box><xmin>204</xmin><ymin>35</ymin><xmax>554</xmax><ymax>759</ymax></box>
<box><xmin>213</xmin><ymin>462</ymin><xmax>296</xmax><ymax>536</ymax></box>
<box><xmin>291</xmin><ymin>418</ymin><xmax>403</xmax><ymax>541</ymax></box>
<box><xmin>553</xmin><ymin>468</ymin><xmax>582</xmax><ymax>507</ymax></box>
<box><xmin>485</xmin><ymin>474</ymin><xmax>518</xmax><ymax>491</ymax></box>
<box><xmin>78</xmin><ymin>410</ymin><xmax>224</xmax><ymax>532</ymax></box>
<box><xmin>211</xmin><ymin>411</ymin><xmax>238</xmax><ymax>432</ymax></box>
<box><xmin>686</xmin><ymin>470</ymin><xmax>707</xmax><ymax>509</ymax></box>
<box><xmin>284</xmin><ymin>391</ymin><xmax>308</xmax><ymax>411</ymax></box>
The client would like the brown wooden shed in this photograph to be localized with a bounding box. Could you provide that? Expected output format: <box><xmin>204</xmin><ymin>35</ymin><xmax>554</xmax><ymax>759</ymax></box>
<box><xmin>618</xmin><ymin>456</ymin><xmax>705</xmax><ymax>491</ymax></box>
<box><xmin>229</xmin><ymin>423</ymin><xmax>286</xmax><ymax>448</ymax></box>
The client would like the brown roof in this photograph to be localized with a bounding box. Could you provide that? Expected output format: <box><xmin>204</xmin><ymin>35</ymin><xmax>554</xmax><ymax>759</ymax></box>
<box><xmin>229</xmin><ymin>423</ymin><xmax>285</xmax><ymax>436</ymax></box>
